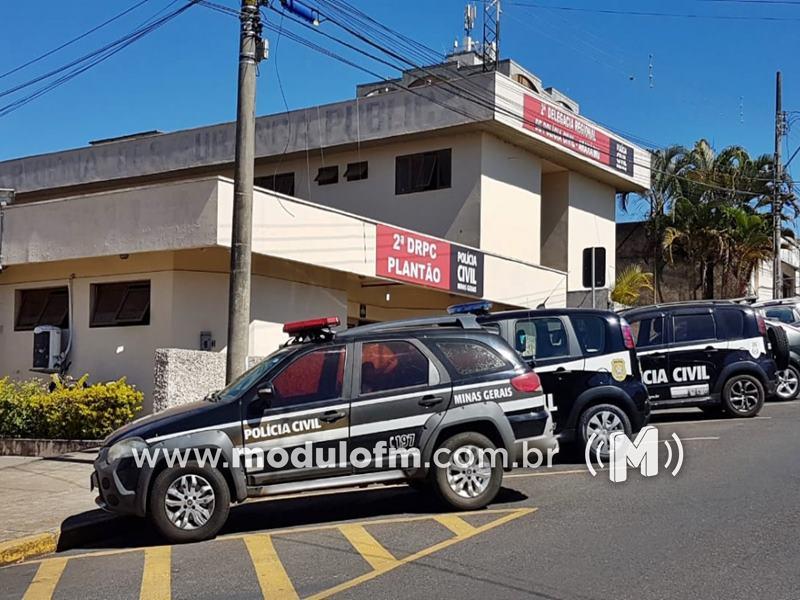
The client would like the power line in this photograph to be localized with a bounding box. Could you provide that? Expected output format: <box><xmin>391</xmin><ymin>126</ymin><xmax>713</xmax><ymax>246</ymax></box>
<box><xmin>503</xmin><ymin>1</ymin><xmax>800</xmax><ymax>21</ymax></box>
<box><xmin>0</xmin><ymin>2</ymin><xmax>198</xmax><ymax>118</ymax></box>
<box><xmin>0</xmin><ymin>0</ymin><xmax>154</xmax><ymax>81</ymax></box>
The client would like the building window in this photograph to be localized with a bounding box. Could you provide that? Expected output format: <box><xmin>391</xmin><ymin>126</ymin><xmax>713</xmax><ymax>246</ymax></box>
<box><xmin>344</xmin><ymin>161</ymin><xmax>368</xmax><ymax>182</ymax></box>
<box><xmin>90</xmin><ymin>281</ymin><xmax>151</xmax><ymax>328</ymax></box>
<box><xmin>395</xmin><ymin>148</ymin><xmax>452</xmax><ymax>195</ymax></box>
<box><xmin>315</xmin><ymin>165</ymin><xmax>339</xmax><ymax>185</ymax></box>
<box><xmin>254</xmin><ymin>172</ymin><xmax>295</xmax><ymax>196</ymax></box>
<box><xmin>515</xmin><ymin>74</ymin><xmax>538</xmax><ymax>93</ymax></box>
<box><xmin>15</xmin><ymin>287</ymin><xmax>68</xmax><ymax>331</ymax></box>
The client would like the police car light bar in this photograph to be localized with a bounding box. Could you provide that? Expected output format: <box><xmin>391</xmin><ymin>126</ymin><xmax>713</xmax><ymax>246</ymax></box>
<box><xmin>447</xmin><ymin>300</ymin><xmax>493</xmax><ymax>315</ymax></box>
<box><xmin>283</xmin><ymin>317</ymin><xmax>340</xmax><ymax>334</ymax></box>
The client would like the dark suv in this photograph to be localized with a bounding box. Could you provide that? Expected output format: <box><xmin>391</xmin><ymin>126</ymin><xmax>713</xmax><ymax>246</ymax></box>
<box><xmin>448</xmin><ymin>302</ymin><xmax>650</xmax><ymax>457</ymax></box>
<box><xmin>621</xmin><ymin>302</ymin><xmax>780</xmax><ymax>417</ymax></box>
<box><xmin>92</xmin><ymin>315</ymin><xmax>556</xmax><ymax>543</ymax></box>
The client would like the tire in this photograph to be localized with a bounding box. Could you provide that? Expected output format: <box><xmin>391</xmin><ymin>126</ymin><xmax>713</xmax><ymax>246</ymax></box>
<box><xmin>721</xmin><ymin>374</ymin><xmax>764</xmax><ymax>418</ymax></box>
<box><xmin>149</xmin><ymin>462</ymin><xmax>230</xmax><ymax>543</ymax></box>
<box><xmin>578</xmin><ymin>403</ymin><xmax>632</xmax><ymax>460</ymax></box>
<box><xmin>432</xmin><ymin>432</ymin><xmax>503</xmax><ymax>511</ymax></box>
<box><xmin>774</xmin><ymin>363</ymin><xmax>800</xmax><ymax>401</ymax></box>
<box><xmin>768</xmin><ymin>325</ymin><xmax>790</xmax><ymax>370</ymax></box>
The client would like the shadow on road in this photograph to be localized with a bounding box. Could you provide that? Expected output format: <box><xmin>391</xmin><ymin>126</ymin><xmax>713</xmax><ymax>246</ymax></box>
<box><xmin>56</xmin><ymin>484</ymin><xmax>529</xmax><ymax>553</ymax></box>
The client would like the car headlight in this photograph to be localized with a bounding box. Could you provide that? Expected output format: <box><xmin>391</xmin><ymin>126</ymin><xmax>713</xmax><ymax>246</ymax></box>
<box><xmin>106</xmin><ymin>437</ymin><xmax>148</xmax><ymax>464</ymax></box>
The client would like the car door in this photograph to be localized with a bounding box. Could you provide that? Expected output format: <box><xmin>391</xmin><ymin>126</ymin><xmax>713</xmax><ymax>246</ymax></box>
<box><xmin>510</xmin><ymin>316</ymin><xmax>583</xmax><ymax>432</ymax></box>
<box><xmin>665</xmin><ymin>309</ymin><xmax>719</xmax><ymax>402</ymax></box>
<box><xmin>349</xmin><ymin>338</ymin><xmax>450</xmax><ymax>473</ymax></box>
<box><xmin>242</xmin><ymin>343</ymin><xmax>352</xmax><ymax>485</ymax></box>
<box><xmin>629</xmin><ymin>313</ymin><xmax>672</xmax><ymax>404</ymax></box>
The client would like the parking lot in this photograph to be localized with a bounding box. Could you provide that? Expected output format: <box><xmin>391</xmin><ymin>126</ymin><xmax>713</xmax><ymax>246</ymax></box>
<box><xmin>2</xmin><ymin>400</ymin><xmax>798</xmax><ymax>600</ymax></box>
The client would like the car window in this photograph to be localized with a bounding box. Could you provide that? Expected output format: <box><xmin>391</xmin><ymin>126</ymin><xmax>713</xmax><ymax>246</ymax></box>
<box><xmin>361</xmin><ymin>341</ymin><xmax>429</xmax><ymax>394</ymax></box>
<box><xmin>629</xmin><ymin>316</ymin><xmax>665</xmax><ymax>348</ymax></box>
<box><xmin>514</xmin><ymin>318</ymin><xmax>569</xmax><ymax>360</ymax></box>
<box><xmin>271</xmin><ymin>346</ymin><xmax>346</xmax><ymax>406</ymax></box>
<box><xmin>715</xmin><ymin>308</ymin><xmax>746</xmax><ymax>339</ymax></box>
<box><xmin>570</xmin><ymin>315</ymin><xmax>607</xmax><ymax>354</ymax></box>
<box><xmin>435</xmin><ymin>341</ymin><xmax>508</xmax><ymax>376</ymax></box>
<box><xmin>765</xmin><ymin>307</ymin><xmax>795</xmax><ymax>324</ymax></box>
<box><xmin>673</xmin><ymin>313</ymin><xmax>716</xmax><ymax>344</ymax></box>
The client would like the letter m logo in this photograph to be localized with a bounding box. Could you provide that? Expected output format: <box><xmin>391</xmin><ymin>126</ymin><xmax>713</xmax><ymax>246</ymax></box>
<box><xmin>609</xmin><ymin>426</ymin><xmax>659</xmax><ymax>483</ymax></box>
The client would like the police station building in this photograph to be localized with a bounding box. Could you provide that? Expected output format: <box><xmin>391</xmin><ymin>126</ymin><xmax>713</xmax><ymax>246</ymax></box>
<box><xmin>0</xmin><ymin>52</ymin><xmax>650</xmax><ymax>409</ymax></box>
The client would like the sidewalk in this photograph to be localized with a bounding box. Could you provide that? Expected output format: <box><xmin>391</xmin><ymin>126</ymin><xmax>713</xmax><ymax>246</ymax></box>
<box><xmin>0</xmin><ymin>452</ymin><xmax>120</xmax><ymax>564</ymax></box>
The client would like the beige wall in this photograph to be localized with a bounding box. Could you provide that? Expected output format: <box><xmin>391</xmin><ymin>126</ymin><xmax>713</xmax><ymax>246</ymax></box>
<box><xmin>540</xmin><ymin>171</ymin><xmax>569</xmax><ymax>272</ymax></box>
<box><xmin>0</xmin><ymin>253</ymin><xmax>348</xmax><ymax>411</ymax></box>
<box><xmin>253</xmin><ymin>131</ymin><xmax>483</xmax><ymax>248</ymax></box>
<box><xmin>479</xmin><ymin>133</ymin><xmax>542</xmax><ymax>263</ymax></box>
<box><xmin>566</xmin><ymin>172</ymin><xmax>616</xmax><ymax>291</ymax></box>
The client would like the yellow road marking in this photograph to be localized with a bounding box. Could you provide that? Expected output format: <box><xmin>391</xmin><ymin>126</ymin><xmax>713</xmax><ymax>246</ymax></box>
<box><xmin>22</xmin><ymin>557</ymin><xmax>67</xmax><ymax>600</ymax></box>
<box><xmin>339</xmin><ymin>525</ymin><xmax>397</xmax><ymax>571</ymax></box>
<box><xmin>306</xmin><ymin>507</ymin><xmax>536</xmax><ymax>600</ymax></box>
<box><xmin>11</xmin><ymin>508</ymin><xmax>527</xmax><ymax>567</ymax></box>
<box><xmin>434</xmin><ymin>514</ymin><xmax>477</xmax><ymax>537</ymax></box>
<box><xmin>244</xmin><ymin>535</ymin><xmax>299</xmax><ymax>600</ymax></box>
<box><xmin>140</xmin><ymin>546</ymin><xmax>171</xmax><ymax>600</ymax></box>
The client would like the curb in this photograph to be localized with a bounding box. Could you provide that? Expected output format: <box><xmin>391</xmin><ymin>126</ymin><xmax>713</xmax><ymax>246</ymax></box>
<box><xmin>0</xmin><ymin>511</ymin><xmax>130</xmax><ymax>567</ymax></box>
<box><xmin>0</xmin><ymin>532</ymin><xmax>58</xmax><ymax>566</ymax></box>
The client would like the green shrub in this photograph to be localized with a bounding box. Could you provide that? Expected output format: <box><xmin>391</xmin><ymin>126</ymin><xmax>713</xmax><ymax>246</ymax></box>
<box><xmin>0</xmin><ymin>375</ymin><xmax>143</xmax><ymax>440</ymax></box>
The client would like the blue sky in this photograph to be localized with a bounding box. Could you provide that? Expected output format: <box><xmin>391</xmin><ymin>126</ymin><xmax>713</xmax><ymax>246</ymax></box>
<box><xmin>0</xmin><ymin>0</ymin><xmax>798</xmax><ymax>218</ymax></box>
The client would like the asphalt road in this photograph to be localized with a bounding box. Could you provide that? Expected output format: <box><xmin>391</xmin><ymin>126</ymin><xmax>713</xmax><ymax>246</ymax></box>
<box><xmin>3</xmin><ymin>401</ymin><xmax>799</xmax><ymax>600</ymax></box>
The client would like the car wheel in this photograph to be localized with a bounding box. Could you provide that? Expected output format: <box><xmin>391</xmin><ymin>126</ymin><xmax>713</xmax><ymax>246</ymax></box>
<box><xmin>774</xmin><ymin>364</ymin><xmax>800</xmax><ymax>401</ymax></box>
<box><xmin>721</xmin><ymin>374</ymin><xmax>764</xmax><ymax>418</ymax></box>
<box><xmin>432</xmin><ymin>432</ymin><xmax>503</xmax><ymax>511</ymax></box>
<box><xmin>579</xmin><ymin>404</ymin><xmax>632</xmax><ymax>460</ymax></box>
<box><xmin>767</xmin><ymin>325</ymin><xmax>790</xmax><ymax>370</ymax></box>
<box><xmin>149</xmin><ymin>462</ymin><xmax>230</xmax><ymax>543</ymax></box>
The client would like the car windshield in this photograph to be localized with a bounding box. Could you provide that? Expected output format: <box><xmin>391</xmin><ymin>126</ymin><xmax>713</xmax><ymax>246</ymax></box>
<box><xmin>214</xmin><ymin>347</ymin><xmax>294</xmax><ymax>402</ymax></box>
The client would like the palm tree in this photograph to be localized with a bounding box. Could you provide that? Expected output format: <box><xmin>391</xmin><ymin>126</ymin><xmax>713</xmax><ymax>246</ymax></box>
<box><xmin>611</xmin><ymin>265</ymin><xmax>654</xmax><ymax>306</ymax></box>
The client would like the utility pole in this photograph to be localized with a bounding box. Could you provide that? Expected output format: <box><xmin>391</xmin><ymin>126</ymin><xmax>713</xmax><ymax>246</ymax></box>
<box><xmin>226</xmin><ymin>0</ymin><xmax>262</xmax><ymax>383</ymax></box>
<box><xmin>772</xmin><ymin>71</ymin><xmax>785</xmax><ymax>299</ymax></box>
<box><xmin>225</xmin><ymin>0</ymin><xmax>318</xmax><ymax>382</ymax></box>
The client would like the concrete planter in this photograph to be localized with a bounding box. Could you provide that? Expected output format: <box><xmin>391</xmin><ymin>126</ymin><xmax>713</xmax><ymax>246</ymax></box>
<box><xmin>0</xmin><ymin>438</ymin><xmax>100</xmax><ymax>457</ymax></box>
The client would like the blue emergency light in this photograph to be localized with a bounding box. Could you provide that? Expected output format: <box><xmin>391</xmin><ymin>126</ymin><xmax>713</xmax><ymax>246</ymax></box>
<box><xmin>447</xmin><ymin>300</ymin><xmax>493</xmax><ymax>315</ymax></box>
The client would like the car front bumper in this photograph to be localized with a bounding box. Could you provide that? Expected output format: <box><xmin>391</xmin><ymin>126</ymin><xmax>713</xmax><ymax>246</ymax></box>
<box><xmin>91</xmin><ymin>448</ymin><xmax>145</xmax><ymax>517</ymax></box>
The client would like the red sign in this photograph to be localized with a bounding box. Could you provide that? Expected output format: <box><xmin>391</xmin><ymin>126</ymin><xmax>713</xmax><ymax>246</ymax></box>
<box><xmin>376</xmin><ymin>225</ymin><xmax>483</xmax><ymax>297</ymax></box>
<box><xmin>522</xmin><ymin>95</ymin><xmax>634</xmax><ymax>176</ymax></box>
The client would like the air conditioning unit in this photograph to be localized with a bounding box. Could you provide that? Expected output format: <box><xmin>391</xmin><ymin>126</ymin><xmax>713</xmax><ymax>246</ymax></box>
<box><xmin>33</xmin><ymin>325</ymin><xmax>62</xmax><ymax>372</ymax></box>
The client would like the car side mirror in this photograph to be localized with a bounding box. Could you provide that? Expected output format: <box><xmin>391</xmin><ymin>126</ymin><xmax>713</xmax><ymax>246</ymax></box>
<box><xmin>257</xmin><ymin>384</ymin><xmax>274</xmax><ymax>407</ymax></box>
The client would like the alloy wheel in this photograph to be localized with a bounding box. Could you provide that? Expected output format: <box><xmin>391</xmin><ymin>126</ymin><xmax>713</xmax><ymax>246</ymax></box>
<box><xmin>446</xmin><ymin>444</ymin><xmax>492</xmax><ymax>499</ymax></box>
<box><xmin>164</xmin><ymin>474</ymin><xmax>216</xmax><ymax>530</ymax></box>
<box><xmin>775</xmin><ymin>368</ymin><xmax>799</xmax><ymax>400</ymax></box>
<box><xmin>586</xmin><ymin>410</ymin><xmax>625</xmax><ymax>455</ymax></box>
<box><xmin>729</xmin><ymin>379</ymin><xmax>761</xmax><ymax>413</ymax></box>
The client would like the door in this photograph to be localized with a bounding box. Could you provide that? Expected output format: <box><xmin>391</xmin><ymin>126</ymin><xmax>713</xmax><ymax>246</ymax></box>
<box><xmin>243</xmin><ymin>344</ymin><xmax>352</xmax><ymax>485</ymax></box>
<box><xmin>349</xmin><ymin>339</ymin><xmax>450</xmax><ymax>473</ymax></box>
<box><xmin>630</xmin><ymin>313</ymin><xmax>672</xmax><ymax>403</ymax></box>
<box><xmin>665</xmin><ymin>310</ymin><xmax>719</xmax><ymax>402</ymax></box>
<box><xmin>511</xmin><ymin>316</ymin><xmax>583</xmax><ymax>432</ymax></box>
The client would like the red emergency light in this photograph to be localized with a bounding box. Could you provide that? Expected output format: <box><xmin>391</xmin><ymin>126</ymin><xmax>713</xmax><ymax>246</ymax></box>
<box><xmin>283</xmin><ymin>316</ymin><xmax>340</xmax><ymax>335</ymax></box>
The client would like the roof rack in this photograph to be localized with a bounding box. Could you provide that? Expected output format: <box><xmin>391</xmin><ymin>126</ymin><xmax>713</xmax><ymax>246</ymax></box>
<box><xmin>753</xmin><ymin>296</ymin><xmax>800</xmax><ymax>307</ymax></box>
<box><xmin>338</xmin><ymin>315</ymin><xmax>482</xmax><ymax>339</ymax></box>
<box><xmin>622</xmin><ymin>299</ymin><xmax>738</xmax><ymax>311</ymax></box>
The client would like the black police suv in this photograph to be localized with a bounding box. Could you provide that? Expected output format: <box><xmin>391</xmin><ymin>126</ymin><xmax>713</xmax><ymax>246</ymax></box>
<box><xmin>447</xmin><ymin>302</ymin><xmax>650</xmax><ymax>458</ymax></box>
<box><xmin>620</xmin><ymin>302</ymin><xmax>781</xmax><ymax>417</ymax></box>
<box><xmin>92</xmin><ymin>315</ymin><xmax>557</xmax><ymax>543</ymax></box>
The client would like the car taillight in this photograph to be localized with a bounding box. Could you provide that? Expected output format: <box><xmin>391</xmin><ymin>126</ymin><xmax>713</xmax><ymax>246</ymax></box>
<box><xmin>757</xmin><ymin>314</ymin><xmax>767</xmax><ymax>336</ymax></box>
<box><xmin>620</xmin><ymin>319</ymin><xmax>636</xmax><ymax>349</ymax></box>
<box><xmin>511</xmin><ymin>372</ymin><xmax>541</xmax><ymax>393</ymax></box>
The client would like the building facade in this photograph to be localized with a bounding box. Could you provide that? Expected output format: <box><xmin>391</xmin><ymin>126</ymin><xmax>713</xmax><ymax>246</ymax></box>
<box><xmin>0</xmin><ymin>53</ymin><xmax>650</xmax><ymax>409</ymax></box>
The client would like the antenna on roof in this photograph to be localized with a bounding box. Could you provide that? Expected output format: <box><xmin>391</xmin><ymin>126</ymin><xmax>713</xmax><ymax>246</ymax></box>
<box><xmin>482</xmin><ymin>0</ymin><xmax>501</xmax><ymax>71</ymax></box>
<box><xmin>464</xmin><ymin>3</ymin><xmax>477</xmax><ymax>53</ymax></box>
